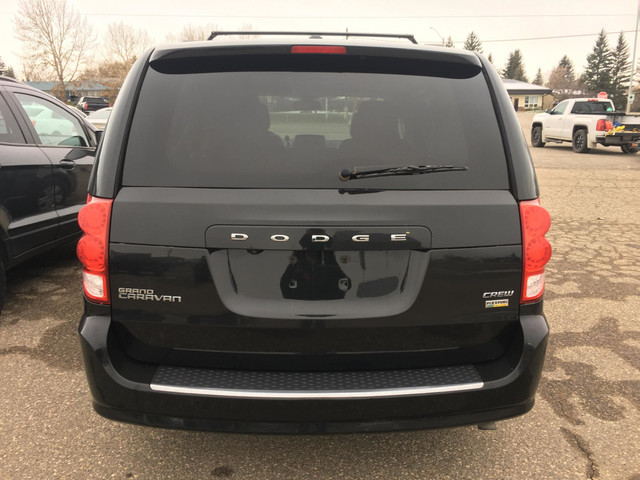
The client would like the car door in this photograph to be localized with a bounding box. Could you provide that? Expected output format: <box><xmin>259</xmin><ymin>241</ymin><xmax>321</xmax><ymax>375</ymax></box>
<box><xmin>9</xmin><ymin>90</ymin><xmax>96</xmax><ymax>240</ymax></box>
<box><xmin>545</xmin><ymin>100</ymin><xmax>569</xmax><ymax>139</ymax></box>
<box><xmin>0</xmin><ymin>90</ymin><xmax>58</xmax><ymax>260</ymax></box>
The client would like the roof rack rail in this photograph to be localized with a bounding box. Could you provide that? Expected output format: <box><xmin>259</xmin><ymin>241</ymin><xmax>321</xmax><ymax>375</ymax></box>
<box><xmin>207</xmin><ymin>31</ymin><xmax>418</xmax><ymax>44</ymax></box>
<box><xmin>0</xmin><ymin>76</ymin><xmax>21</xmax><ymax>84</ymax></box>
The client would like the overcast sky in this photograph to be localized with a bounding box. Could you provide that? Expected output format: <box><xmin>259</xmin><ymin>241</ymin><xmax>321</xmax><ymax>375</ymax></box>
<box><xmin>1</xmin><ymin>0</ymin><xmax>638</xmax><ymax>82</ymax></box>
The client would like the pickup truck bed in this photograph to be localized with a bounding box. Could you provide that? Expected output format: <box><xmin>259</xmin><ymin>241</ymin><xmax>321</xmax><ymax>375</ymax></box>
<box><xmin>76</xmin><ymin>96</ymin><xmax>109</xmax><ymax>114</ymax></box>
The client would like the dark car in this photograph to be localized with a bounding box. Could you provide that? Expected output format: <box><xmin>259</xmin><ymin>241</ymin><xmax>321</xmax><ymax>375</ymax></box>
<box><xmin>0</xmin><ymin>76</ymin><xmax>98</xmax><ymax>313</ymax></box>
<box><xmin>76</xmin><ymin>96</ymin><xmax>110</xmax><ymax>114</ymax></box>
<box><xmin>77</xmin><ymin>33</ymin><xmax>551</xmax><ymax>433</ymax></box>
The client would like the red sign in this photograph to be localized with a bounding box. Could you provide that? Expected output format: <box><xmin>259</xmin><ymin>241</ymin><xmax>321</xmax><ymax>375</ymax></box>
<box><xmin>597</xmin><ymin>91</ymin><xmax>608</xmax><ymax>99</ymax></box>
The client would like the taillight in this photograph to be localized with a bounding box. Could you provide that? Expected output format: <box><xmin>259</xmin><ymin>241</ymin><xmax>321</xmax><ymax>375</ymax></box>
<box><xmin>77</xmin><ymin>195</ymin><xmax>113</xmax><ymax>303</ymax></box>
<box><xmin>291</xmin><ymin>46</ymin><xmax>347</xmax><ymax>54</ymax></box>
<box><xmin>83</xmin><ymin>102</ymin><xmax>88</xmax><ymax>110</ymax></box>
<box><xmin>520</xmin><ymin>199</ymin><xmax>552</xmax><ymax>303</ymax></box>
<box><xmin>596</xmin><ymin>119</ymin><xmax>613</xmax><ymax>131</ymax></box>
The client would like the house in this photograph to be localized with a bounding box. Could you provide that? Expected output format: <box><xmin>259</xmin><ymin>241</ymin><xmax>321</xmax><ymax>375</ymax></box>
<box><xmin>501</xmin><ymin>79</ymin><xmax>553</xmax><ymax>111</ymax></box>
<box><xmin>24</xmin><ymin>81</ymin><xmax>108</xmax><ymax>103</ymax></box>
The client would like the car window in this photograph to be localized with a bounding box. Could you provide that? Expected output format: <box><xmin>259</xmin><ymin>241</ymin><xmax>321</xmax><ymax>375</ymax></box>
<box><xmin>552</xmin><ymin>101</ymin><xmax>568</xmax><ymax>115</ymax></box>
<box><xmin>14</xmin><ymin>93</ymin><xmax>89</xmax><ymax>147</ymax></box>
<box><xmin>0</xmin><ymin>95</ymin><xmax>26</xmax><ymax>144</ymax></box>
<box><xmin>124</xmin><ymin>64</ymin><xmax>509</xmax><ymax>191</ymax></box>
<box><xmin>571</xmin><ymin>101</ymin><xmax>614</xmax><ymax>114</ymax></box>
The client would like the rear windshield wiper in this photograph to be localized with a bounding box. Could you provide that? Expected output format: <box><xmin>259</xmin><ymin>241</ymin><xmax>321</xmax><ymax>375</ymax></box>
<box><xmin>339</xmin><ymin>164</ymin><xmax>468</xmax><ymax>181</ymax></box>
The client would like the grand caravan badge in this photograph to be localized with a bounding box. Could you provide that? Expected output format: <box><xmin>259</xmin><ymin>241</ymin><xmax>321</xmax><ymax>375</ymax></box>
<box><xmin>118</xmin><ymin>288</ymin><xmax>182</xmax><ymax>303</ymax></box>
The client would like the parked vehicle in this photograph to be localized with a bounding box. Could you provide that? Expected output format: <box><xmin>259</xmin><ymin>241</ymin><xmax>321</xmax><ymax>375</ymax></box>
<box><xmin>0</xmin><ymin>76</ymin><xmax>99</xmax><ymax>313</ymax></box>
<box><xmin>77</xmin><ymin>33</ymin><xmax>551</xmax><ymax>433</ymax></box>
<box><xmin>86</xmin><ymin>107</ymin><xmax>112</xmax><ymax>130</ymax></box>
<box><xmin>76</xmin><ymin>96</ymin><xmax>110</xmax><ymax>114</ymax></box>
<box><xmin>24</xmin><ymin>105</ymin><xmax>78</xmax><ymax>140</ymax></box>
<box><xmin>531</xmin><ymin>96</ymin><xmax>640</xmax><ymax>153</ymax></box>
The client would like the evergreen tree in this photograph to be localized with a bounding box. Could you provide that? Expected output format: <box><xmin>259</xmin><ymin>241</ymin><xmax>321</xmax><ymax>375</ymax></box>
<box><xmin>581</xmin><ymin>29</ymin><xmax>613</xmax><ymax>95</ymax></box>
<box><xmin>463</xmin><ymin>32</ymin><xmax>483</xmax><ymax>53</ymax></box>
<box><xmin>0</xmin><ymin>58</ymin><xmax>14</xmax><ymax>78</ymax></box>
<box><xmin>609</xmin><ymin>31</ymin><xmax>630</xmax><ymax>110</ymax></box>
<box><xmin>445</xmin><ymin>36</ymin><xmax>454</xmax><ymax>48</ymax></box>
<box><xmin>487</xmin><ymin>53</ymin><xmax>494</xmax><ymax>64</ymax></box>
<box><xmin>558</xmin><ymin>55</ymin><xmax>575</xmax><ymax>82</ymax></box>
<box><xmin>533</xmin><ymin>68</ymin><xmax>544</xmax><ymax>86</ymax></box>
<box><xmin>502</xmin><ymin>49</ymin><xmax>528</xmax><ymax>82</ymax></box>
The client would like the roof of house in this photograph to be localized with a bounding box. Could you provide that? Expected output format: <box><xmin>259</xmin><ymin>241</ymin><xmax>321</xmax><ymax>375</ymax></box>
<box><xmin>25</xmin><ymin>81</ymin><xmax>108</xmax><ymax>92</ymax></box>
<box><xmin>501</xmin><ymin>78</ymin><xmax>552</xmax><ymax>95</ymax></box>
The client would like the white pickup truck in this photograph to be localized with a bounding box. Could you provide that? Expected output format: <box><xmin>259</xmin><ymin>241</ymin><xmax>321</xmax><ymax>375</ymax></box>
<box><xmin>531</xmin><ymin>97</ymin><xmax>640</xmax><ymax>154</ymax></box>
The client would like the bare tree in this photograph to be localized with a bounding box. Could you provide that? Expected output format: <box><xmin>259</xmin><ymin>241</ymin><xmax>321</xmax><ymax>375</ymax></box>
<box><xmin>166</xmin><ymin>24</ymin><xmax>218</xmax><ymax>43</ymax></box>
<box><xmin>20</xmin><ymin>54</ymin><xmax>47</xmax><ymax>81</ymax></box>
<box><xmin>105</xmin><ymin>22</ymin><xmax>151</xmax><ymax>68</ymax></box>
<box><xmin>238</xmin><ymin>24</ymin><xmax>257</xmax><ymax>39</ymax></box>
<box><xmin>546</xmin><ymin>65</ymin><xmax>577</xmax><ymax>102</ymax></box>
<box><xmin>79</xmin><ymin>60</ymin><xmax>130</xmax><ymax>105</ymax></box>
<box><xmin>14</xmin><ymin>0</ymin><xmax>93</xmax><ymax>89</ymax></box>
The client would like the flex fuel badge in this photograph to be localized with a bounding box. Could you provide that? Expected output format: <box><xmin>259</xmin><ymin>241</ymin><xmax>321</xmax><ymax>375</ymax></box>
<box><xmin>485</xmin><ymin>299</ymin><xmax>509</xmax><ymax>308</ymax></box>
<box><xmin>483</xmin><ymin>290</ymin><xmax>513</xmax><ymax>308</ymax></box>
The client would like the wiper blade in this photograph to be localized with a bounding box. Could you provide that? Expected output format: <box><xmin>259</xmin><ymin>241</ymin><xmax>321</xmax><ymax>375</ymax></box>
<box><xmin>338</xmin><ymin>165</ymin><xmax>468</xmax><ymax>181</ymax></box>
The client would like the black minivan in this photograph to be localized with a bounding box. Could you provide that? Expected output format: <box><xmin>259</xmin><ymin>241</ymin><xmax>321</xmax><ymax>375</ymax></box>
<box><xmin>77</xmin><ymin>34</ymin><xmax>551</xmax><ymax>433</ymax></box>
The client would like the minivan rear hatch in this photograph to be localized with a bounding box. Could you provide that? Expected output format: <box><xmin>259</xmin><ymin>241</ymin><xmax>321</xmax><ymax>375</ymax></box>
<box><xmin>108</xmin><ymin>44</ymin><xmax>522</xmax><ymax>370</ymax></box>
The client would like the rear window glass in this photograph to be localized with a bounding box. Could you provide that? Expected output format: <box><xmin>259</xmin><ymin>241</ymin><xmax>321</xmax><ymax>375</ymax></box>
<box><xmin>570</xmin><ymin>101</ymin><xmax>614</xmax><ymax>114</ymax></box>
<box><xmin>123</xmin><ymin>57</ymin><xmax>508</xmax><ymax>190</ymax></box>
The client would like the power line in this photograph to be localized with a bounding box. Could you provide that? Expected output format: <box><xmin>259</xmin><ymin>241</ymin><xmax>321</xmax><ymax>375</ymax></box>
<box><xmin>476</xmin><ymin>30</ymin><xmax>637</xmax><ymax>43</ymax></box>
<box><xmin>1</xmin><ymin>12</ymin><xmax>631</xmax><ymax>20</ymax></box>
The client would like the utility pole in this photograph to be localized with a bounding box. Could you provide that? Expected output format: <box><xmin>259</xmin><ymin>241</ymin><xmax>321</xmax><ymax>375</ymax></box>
<box><xmin>627</xmin><ymin>0</ymin><xmax>640</xmax><ymax>113</ymax></box>
<box><xmin>430</xmin><ymin>27</ymin><xmax>445</xmax><ymax>46</ymax></box>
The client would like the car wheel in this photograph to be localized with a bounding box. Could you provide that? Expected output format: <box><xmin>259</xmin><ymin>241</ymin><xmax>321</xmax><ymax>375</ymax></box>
<box><xmin>572</xmin><ymin>129</ymin><xmax>589</xmax><ymax>153</ymax></box>
<box><xmin>0</xmin><ymin>257</ymin><xmax>5</xmax><ymax>315</ymax></box>
<box><xmin>531</xmin><ymin>126</ymin><xmax>545</xmax><ymax>147</ymax></box>
<box><xmin>621</xmin><ymin>144</ymin><xmax>639</xmax><ymax>154</ymax></box>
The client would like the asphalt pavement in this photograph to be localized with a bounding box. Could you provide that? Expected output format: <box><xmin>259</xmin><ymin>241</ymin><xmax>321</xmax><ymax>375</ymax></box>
<box><xmin>0</xmin><ymin>112</ymin><xmax>639</xmax><ymax>479</ymax></box>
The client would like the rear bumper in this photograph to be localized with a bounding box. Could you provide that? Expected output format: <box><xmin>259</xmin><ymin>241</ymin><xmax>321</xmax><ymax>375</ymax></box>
<box><xmin>596</xmin><ymin>133</ymin><xmax>640</xmax><ymax>146</ymax></box>
<box><xmin>79</xmin><ymin>314</ymin><xmax>548</xmax><ymax>433</ymax></box>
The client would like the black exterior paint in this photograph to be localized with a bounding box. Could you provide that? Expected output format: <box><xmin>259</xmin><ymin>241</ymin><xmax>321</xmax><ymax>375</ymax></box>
<box><xmin>478</xmin><ymin>54</ymin><xmax>539</xmax><ymax>201</ymax></box>
<box><xmin>109</xmin><ymin>242</ymin><xmax>521</xmax><ymax>365</ymax></box>
<box><xmin>0</xmin><ymin>80</ymin><xmax>97</xmax><ymax>270</ymax></box>
<box><xmin>79</xmin><ymin>313</ymin><xmax>548</xmax><ymax>433</ymax></box>
<box><xmin>80</xmin><ymin>39</ymin><xmax>549</xmax><ymax>432</ymax></box>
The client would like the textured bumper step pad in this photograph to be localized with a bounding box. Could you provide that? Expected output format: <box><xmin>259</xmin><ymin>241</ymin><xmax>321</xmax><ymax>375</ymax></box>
<box><xmin>151</xmin><ymin>364</ymin><xmax>483</xmax><ymax>399</ymax></box>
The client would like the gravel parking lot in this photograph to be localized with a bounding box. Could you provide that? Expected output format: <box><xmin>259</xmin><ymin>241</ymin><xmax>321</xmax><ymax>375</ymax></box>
<box><xmin>1</xmin><ymin>111</ymin><xmax>639</xmax><ymax>479</ymax></box>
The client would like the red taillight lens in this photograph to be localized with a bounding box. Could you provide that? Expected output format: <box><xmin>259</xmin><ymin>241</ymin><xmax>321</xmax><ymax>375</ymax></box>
<box><xmin>520</xmin><ymin>199</ymin><xmax>552</xmax><ymax>303</ymax></box>
<box><xmin>77</xmin><ymin>195</ymin><xmax>113</xmax><ymax>303</ymax></box>
<box><xmin>83</xmin><ymin>102</ymin><xmax>88</xmax><ymax>110</ymax></box>
<box><xmin>596</xmin><ymin>119</ymin><xmax>613</xmax><ymax>131</ymax></box>
<box><xmin>291</xmin><ymin>46</ymin><xmax>347</xmax><ymax>54</ymax></box>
